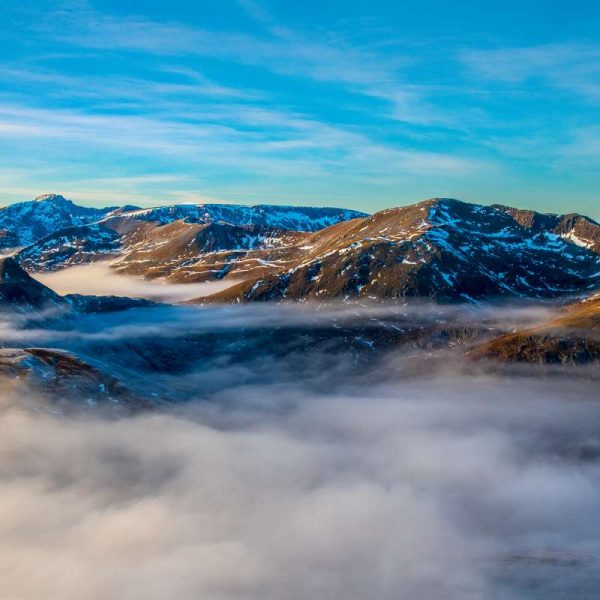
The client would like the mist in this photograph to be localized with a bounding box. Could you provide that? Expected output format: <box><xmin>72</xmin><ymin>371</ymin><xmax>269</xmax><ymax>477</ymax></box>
<box><xmin>32</xmin><ymin>262</ymin><xmax>240</xmax><ymax>302</ymax></box>
<box><xmin>1</xmin><ymin>302</ymin><xmax>599</xmax><ymax>599</ymax></box>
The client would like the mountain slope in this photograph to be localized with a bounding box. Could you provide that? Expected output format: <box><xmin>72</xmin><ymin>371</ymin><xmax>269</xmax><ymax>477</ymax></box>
<box><xmin>16</xmin><ymin>216</ymin><xmax>307</xmax><ymax>280</ymax></box>
<box><xmin>0</xmin><ymin>257</ymin><xmax>66</xmax><ymax>310</ymax></box>
<box><xmin>200</xmin><ymin>198</ymin><xmax>600</xmax><ymax>303</ymax></box>
<box><xmin>472</xmin><ymin>292</ymin><xmax>600</xmax><ymax>365</ymax></box>
<box><xmin>0</xmin><ymin>347</ymin><xmax>149</xmax><ymax>410</ymax></box>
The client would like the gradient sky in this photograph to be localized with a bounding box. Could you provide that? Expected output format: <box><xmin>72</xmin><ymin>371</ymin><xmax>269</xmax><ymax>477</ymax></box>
<box><xmin>0</xmin><ymin>0</ymin><xmax>599</xmax><ymax>216</ymax></box>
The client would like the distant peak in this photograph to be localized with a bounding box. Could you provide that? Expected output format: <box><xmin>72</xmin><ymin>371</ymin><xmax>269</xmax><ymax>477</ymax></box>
<box><xmin>34</xmin><ymin>194</ymin><xmax>71</xmax><ymax>204</ymax></box>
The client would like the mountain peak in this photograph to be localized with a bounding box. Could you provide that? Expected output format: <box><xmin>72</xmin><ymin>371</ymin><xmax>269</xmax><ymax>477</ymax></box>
<box><xmin>34</xmin><ymin>194</ymin><xmax>71</xmax><ymax>205</ymax></box>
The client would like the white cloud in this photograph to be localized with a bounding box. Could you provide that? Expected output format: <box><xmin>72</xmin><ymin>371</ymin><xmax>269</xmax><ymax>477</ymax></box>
<box><xmin>0</xmin><ymin>354</ymin><xmax>598</xmax><ymax>599</ymax></box>
<box><xmin>461</xmin><ymin>43</ymin><xmax>600</xmax><ymax>102</ymax></box>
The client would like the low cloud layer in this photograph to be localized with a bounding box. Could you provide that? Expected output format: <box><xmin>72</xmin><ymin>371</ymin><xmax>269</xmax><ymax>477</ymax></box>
<box><xmin>33</xmin><ymin>262</ymin><xmax>240</xmax><ymax>302</ymax></box>
<box><xmin>0</xmin><ymin>302</ymin><xmax>598</xmax><ymax>599</ymax></box>
<box><xmin>1</xmin><ymin>379</ymin><xmax>600</xmax><ymax>598</ymax></box>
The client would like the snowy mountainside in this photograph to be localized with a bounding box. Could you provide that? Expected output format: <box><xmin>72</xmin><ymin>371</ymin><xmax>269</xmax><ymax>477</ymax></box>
<box><xmin>202</xmin><ymin>198</ymin><xmax>600</xmax><ymax>303</ymax></box>
<box><xmin>8</xmin><ymin>195</ymin><xmax>600</xmax><ymax>304</ymax></box>
<box><xmin>122</xmin><ymin>203</ymin><xmax>366</xmax><ymax>231</ymax></box>
<box><xmin>0</xmin><ymin>194</ymin><xmax>123</xmax><ymax>247</ymax></box>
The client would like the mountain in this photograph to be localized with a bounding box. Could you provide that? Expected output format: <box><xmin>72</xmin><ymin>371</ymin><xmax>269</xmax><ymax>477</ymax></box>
<box><xmin>0</xmin><ymin>256</ymin><xmax>66</xmax><ymax>310</ymax></box>
<box><xmin>0</xmin><ymin>193</ymin><xmax>348</xmax><ymax>251</ymax></box>
<box><xmin>0</xmin><ymin>194</ymin><xmax>123</xmax><ymax>247</ymax></box>
<box><xmin>10</xmin><ymin>196</ymin><xmax>600</xmax><ymax>304</ymax></box>
<box><xmin>0</xmin><ymin>256</ymin><xmax>155</xmax><ymax>315</ymax></box>
<box><xmin>12</xmin><ymin>195</ymin><xmax>365</xmax><ymax>273</ymax></box>
<box><xmin>0</xmin><ymin>347</ymin><xmax>149</xmax><ymax>410</ymax></box>
<box><xmin>199</xmin><ymin>198</ymin><xmax>600</xmax><ymax>303</ymax></box>
<box><xmin>124</xmin><ymin>203</ymin><xmax>367</xmax><ymax>231</ymax></box>
<box><xmin>472</xmin><ymin>292</ymin><xmax>600</xmax><ymax>365</ymax></box>
<box><xmin>16</xmin><ymin>216</ymin><xmax>307</xmax><ymax>276</ymax></box>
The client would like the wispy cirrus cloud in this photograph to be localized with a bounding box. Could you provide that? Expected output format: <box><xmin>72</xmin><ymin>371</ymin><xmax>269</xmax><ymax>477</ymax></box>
<box><xmin>460</xmin><ymin>43</ymin><xmax>600</xmax><ymax>102</ymax></box>
<box><xmin>1</xmin><ymin>0</ymin><xmax>599</xmax><ymax>214</ymax></box>
<box><xmin>0</xmin><ymin>102</ymin><xmax>483</xmax><ymax>179</ymax></box>
<box><xmin>31</xmin><ymin>0</ymin><xmax>445</xmax><ymax>127</ymax></box>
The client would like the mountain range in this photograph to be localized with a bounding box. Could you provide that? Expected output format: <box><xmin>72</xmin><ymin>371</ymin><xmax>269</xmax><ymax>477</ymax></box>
<box><xmin>1</xmin><ymin>193</ymin><xmax>364</xmax><ymax>251</ymax></box>
<box><xmin>12</xmin><ymin>194</ymin><xmax>600</xmax><ymax>304</ymax></box>
<box><xmin>0</xmin><ymin>191</ymin><xmax>598</xmax><ymax>395</ymax></box>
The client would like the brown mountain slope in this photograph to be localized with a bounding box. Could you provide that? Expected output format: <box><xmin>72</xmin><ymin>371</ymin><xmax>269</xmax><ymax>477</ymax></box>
<box><xmin>17</xmin><ymin>215</ymin><xmax>307</xmax><ymax>282</ymax></box>
<box><xmin>199</xmin><ymin>198</ymin><xmax>600</xmax><ymax>303</ymax></box>
<box><xmin>472</xmin><ymin>293</ymin><xmax>600</xmax><ymax>365</ymax></box>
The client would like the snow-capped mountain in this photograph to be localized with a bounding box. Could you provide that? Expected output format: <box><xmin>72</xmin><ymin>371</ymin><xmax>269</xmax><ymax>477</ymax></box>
<box><xmin>0</xmin><ymin>194</ymin><xmax>123</xmax><ymax>247</ymax></box>
<box><xmin>200</xmin><ymin>198</ymin><xmax>600</xmax><ymax>303</ymax></box>
<box><xmin>9</xmin><ymin>195</ymin><xmax>600</xmax><ymax>304</ymax></box>
<box><xmin>125</xmin><ymin>203</ymin><xmax>367</xmax><ymax>231</ymax></box>
<box><xmin>0</xmin><ymin>193</ymin><xmax>365</xmax><ymax>253</ymax></box>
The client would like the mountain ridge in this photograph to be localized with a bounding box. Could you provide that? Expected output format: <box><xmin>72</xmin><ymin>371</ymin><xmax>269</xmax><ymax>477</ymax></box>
<box><xmin>10</xmin><ymin>195</ymin><xmax>600</xmax><ymax>304</ymax></box>
<box><xmin>197</xmin><ymin>197</ymin><xmax>600</xmax><ymax>303</ymax></box>
<box><xmin>0</xmin><ymin>193</ymin><xmax>367</xmax><ymax>252</ymax></box>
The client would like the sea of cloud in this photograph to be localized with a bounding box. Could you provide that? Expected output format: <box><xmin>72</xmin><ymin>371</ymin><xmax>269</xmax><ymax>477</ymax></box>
<box><xmin>0</xmin><ymin>301</ymin><xmax>598</xmax><ymax>599</ymax></box>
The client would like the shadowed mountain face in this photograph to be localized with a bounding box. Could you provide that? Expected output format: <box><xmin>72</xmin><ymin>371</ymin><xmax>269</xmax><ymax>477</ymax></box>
<box><xmin>13</xmin><ymin>197</ymin><xmax>600</xmax><ymax>304</ymax></box>
<box><xmin>0</xmin><ymin>256</ymin><xmax>153</xmax><ymax>314</ymax></box>
<box><xmin>0</xmin><ymin>257</ymin><xmax>66</xmax><ymax>310</ymax></box>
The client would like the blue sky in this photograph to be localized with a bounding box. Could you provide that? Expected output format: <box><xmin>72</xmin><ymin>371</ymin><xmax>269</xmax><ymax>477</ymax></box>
<box><xmin>0</xmin><ymin>0</ymin><xmax>599</xmax><ymax>216</ymax></box>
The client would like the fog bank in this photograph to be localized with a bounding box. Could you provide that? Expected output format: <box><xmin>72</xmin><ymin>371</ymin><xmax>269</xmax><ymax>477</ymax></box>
<box><xmin>1</xmin><ymin>376</ymin><xmax>600</xmax><ymax>599</ymax></box>
<box><xmin>1</xmin><ymin>301</ymin><xmax>599</xmax><ymax>599</ymax></box>
<box><xmin>33</xmin><ymin>262</ymin><xmax>240</xmax><ymax>302</ymax></box>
